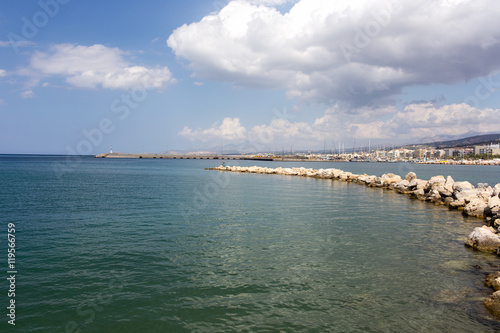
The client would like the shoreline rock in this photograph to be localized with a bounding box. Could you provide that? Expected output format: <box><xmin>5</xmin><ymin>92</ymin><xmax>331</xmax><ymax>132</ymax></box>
<box><xmin>485</xmin><ymin>291</ymin><xmax>500</xmax><ymax>318</ymax></box>
<box><xmin>464</xmin><ymin>226</ymin><xmax>500</xmax><ymax>253</ymax></box>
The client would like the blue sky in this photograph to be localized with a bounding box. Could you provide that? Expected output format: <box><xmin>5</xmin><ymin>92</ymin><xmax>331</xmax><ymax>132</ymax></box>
<box><xmin>1</xmin><ymin>0</ymin><xmax>500</xmax><ymax>154</ymax></box>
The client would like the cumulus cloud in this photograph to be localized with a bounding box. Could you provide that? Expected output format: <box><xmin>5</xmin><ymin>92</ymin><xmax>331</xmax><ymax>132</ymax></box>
<box><xmin>29</xmin><ymin>44</ymin><xmax>175</xmax><ymax>90</ymax></box>
<box><xmin>0</xmin><ymin>69</ymin><xmax>6</xmax><ymax>77</ymax></box>
<box><xmin>383</xmin><ymin>103</ymin><xmax>500</xmax><ymax>140</ymax></box>
<box><xmin>168</xmin><ymin>0</ymin><xmax>500</xmax><ymax>106</ymax></box>
<box><xmin>20</xmin><ymin>90</ymin><xmax>35</xmax><ymax>99</ymax></box>
<box><xmin>179</xmin><ymin>114</ymin><xmax>323</xmax><ymax>145</ymax></box>
<box><xmin>180</xmin><ymin>116</ymin><xmax>324</xmax><ymax>150</ymax></box>
<box><xmin>179</xmin><ymin>117</ymin><xmax>247</xmax><ymax>142</ymax></box>
<box><xmin>180</xmin><ymin>103</ymin><xmax>500</xmax><ymax>149</ymax></box>
<box><xmin>320</xmin><ymin>103</ymin><xmax>500</xmax><ymax>143</ymax></box>
<box><xmin>250</xmin><ymin>118</ymin><xmax>320</xmax><ymax>142</ymax></box>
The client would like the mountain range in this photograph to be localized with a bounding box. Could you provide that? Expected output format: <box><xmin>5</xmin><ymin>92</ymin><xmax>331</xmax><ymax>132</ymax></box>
<box><xmin>415</xmin><ymin>133</ymin><xmax>500</xmax><ymax>149</ymax></box>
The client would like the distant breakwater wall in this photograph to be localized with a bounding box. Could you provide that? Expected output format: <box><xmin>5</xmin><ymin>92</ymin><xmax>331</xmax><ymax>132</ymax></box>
<box><xmin>95</xmin><ymin>153</ymin><xmax>272</xmax><ymax>161</ymax></box>
<box><xmin>208</xmin><ymin>165</ymin><xmax>500</xmax><ymax>317</ymax></box>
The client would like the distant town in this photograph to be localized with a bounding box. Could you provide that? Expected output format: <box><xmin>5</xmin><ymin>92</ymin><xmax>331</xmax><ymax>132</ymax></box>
<box><xmin>288</xmin><ymin>142</ymin><xmax>500</xmax><ymax>164</ymax></box>
<box><xmin>97</xmin><ymin>138</ymin><xmax>500</xmax><ymax>165</ymax></box>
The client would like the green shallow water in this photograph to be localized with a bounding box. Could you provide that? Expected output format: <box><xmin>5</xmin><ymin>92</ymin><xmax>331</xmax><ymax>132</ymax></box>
<box><xmin>1</xmin><ymin>156</ymin><xmax>500</xmax><ymax>332</ymax></box>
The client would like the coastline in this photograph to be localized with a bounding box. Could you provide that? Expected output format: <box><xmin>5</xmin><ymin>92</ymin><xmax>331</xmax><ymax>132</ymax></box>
<box><xmin>208</xmin><ymin>164</ymin><xmax>500</xmax><ymax>317</ymax></box>
<box><xmin>95</xmin><ymin>152</ymin><xmax>500</xmax><ymax>165</ymax></box>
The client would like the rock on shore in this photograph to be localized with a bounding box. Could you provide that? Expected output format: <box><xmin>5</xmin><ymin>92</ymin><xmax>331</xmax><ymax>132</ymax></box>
<box><xmin>464</xmin><ymin>226</ymin><xmax>500</xmax><ymax>253</ymax></box>
<box><xmin>485</xmin><ymin>272</ymin><xmax>500</xmax><ymax>317</ymax></box>
<box><xmin>485</xmin><ymin>291</ymin><xmax>500</xmax><ymax>318</ymax></box>
<box><xmin>486</xmin><ymin>272</ymin><xmax>500</xmax><ymax>291</ymax></box>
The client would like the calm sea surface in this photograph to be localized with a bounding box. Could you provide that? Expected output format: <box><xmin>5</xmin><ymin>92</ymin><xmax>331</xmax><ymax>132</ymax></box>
<box><xmin>1</xmin><ymin>155</ymin><xmax>500</xmax><ymax>332</ymax></box>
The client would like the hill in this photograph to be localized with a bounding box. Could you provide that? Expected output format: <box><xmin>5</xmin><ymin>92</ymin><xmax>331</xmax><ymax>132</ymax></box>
<box><xmin>420</xmin><ymin>133</ymin><xmax>500</xmax><ymax>149</ymax></box>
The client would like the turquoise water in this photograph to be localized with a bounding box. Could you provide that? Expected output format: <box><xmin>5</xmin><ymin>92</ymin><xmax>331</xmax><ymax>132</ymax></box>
<box><xmin>1</xmin><ymin>156</ymin><xmax>500</xmax><ymax>332</ymax></box>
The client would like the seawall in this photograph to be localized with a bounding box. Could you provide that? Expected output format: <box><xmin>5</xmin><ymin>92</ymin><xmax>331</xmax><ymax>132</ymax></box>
<box><xmin>95</xmin><ymin>153</ymin><xmax>273</xmax><ymax>160</ymax></box>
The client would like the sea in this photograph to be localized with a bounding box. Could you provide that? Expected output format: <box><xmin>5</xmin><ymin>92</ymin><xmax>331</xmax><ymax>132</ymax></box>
<box><xmin>1</xmin><ymin>155</ymin><xmax>500</xmax><ymax>332</ymax></box>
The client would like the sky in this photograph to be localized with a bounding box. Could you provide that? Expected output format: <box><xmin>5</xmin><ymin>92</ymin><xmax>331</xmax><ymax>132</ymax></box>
<box><xmin>1</xmin><ymin>0</ymin><xmax>500</xmax><ymax>154</ymax></box>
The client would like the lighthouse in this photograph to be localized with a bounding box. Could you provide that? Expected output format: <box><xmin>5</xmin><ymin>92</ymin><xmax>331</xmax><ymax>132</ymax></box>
<box><xmin>110</xmin><ymin>145</ymin><xmax>113</xmax><ymax>154</ymax></box>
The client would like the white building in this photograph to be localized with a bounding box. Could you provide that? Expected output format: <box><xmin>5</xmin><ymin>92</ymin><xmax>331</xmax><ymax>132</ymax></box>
<box><xmin>474</xmin><ymin>144</ymin><xmax>500</xmax><ymax>155</ymax></box>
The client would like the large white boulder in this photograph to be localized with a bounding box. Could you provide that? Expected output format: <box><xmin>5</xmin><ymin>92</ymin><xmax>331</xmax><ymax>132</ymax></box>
<box><xmin>453</xmin><ymin>181</ymin><xmax>478</xmax><ymax>202</ymax></box>
<box><xmin>392</xmin><ymin>179</ymin><xmax>411</xmax><ymax>192</ymax></box>
<box><xmin>331</xmin><ymin>169</ymin><xmax>344</xmax><ymax>178</ymax></box>
<box><xmin>408</xmin><ymin>179</ymin><xmax>427</xmax><ymax>190</ymax></box>
<box><xmin>412</xmin><ymin>188</ymin><xmax>427</xmax><ymax>201</ymax></box>
<box><xmin>358</xmin><ymin>175</ymin><xmax>377</xmax><ymax>185</ymax></box>
<box><xmin>248</xmin><ymin>166</ymin><xmax>260</xmax><ymax>173</ymax></box>
<box><xmin>449</xmin><ymin>198</ymin><xmax>466</xmax><ymax>209</ymax></box>
<box><xmin>425</xmin><ymin>175</ymin><xmax>446</xmax><ymax>192</ymax></box>
<box><xmin>485</xmin><ymin>196</ymin><xmax>500</xmax><ymax>217</ymax></box>
<box><xmin>346</xmin><ymin>173</ymin><xmax>361</xmax><ymax>181</ymax></box>
<box><xmin>380</xmin><ymin>173</ymin><xmax>402</xmax><ymax>186</ymax></box>
<box><xmin>477</xmin><ymin>186</ymin><xmax>494</xmax><ymax>202</ymax></box>
<box><xmin>338</xmin><ymin>172</ymin><xmax>353</xmax><ymax>181</ymax></box>
<box><xmin>454</xmin><ymin>181</ymin><xmax>475</xmax><ymax>192</ymax></box>
<box><xmin>438</xmin><ymin>176</ymin><xmax>455</xmax><ymax>197</ymax></box>
<box><xmin>465</xmin><ymin>226</ymin><xmax>500</xmax><ymax>253</ymax></box>
<box><xmin>445</xmin><ymin>176</ymin><xmax>455</xmax><ymax>191</ymax></box>
<box><xmin>405</xmin><ymin>172</ymin><xmax>417</xmax><ymax>182</ymax></box>
<box><xmin>463</xmin><ymin>198</ymin><xmax>488</xmax><ymax>218</ymax></box>
<box><xmin>428</xmin><ymin>189</ymin><xmax>442</xmax><ymax>204</ymax></box>
<box><xmin>493</xmin><ymin>184</ymin><xmax>500</xmax><ymax>197</ymax></box>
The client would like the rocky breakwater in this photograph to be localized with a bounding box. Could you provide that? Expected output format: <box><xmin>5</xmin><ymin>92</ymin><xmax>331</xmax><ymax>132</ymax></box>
<box><xmin>208</xmin><ymin>165</ymin><xmax>500</xmax><ymax>317</ymax></box>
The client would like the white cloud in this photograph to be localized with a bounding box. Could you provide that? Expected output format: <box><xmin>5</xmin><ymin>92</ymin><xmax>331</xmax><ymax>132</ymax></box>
<box><xmin>322</xmin><ymin>103</ymin><xmax>500</xmax><ymax>143</ymax></box>
<box><xmin>384</xmin><ymin>103</ymin><xmax>500</xmax><ymax>140</ymax></box>
<box><xmin>180</xmin><ymin>116</ymin><xmax>323</xmax><ymax>150</ymax></box>
<box><xmin>0</xmin><ymin>40</ymin><xmax>34</xmax><ymax>48</ymax></box>
<box><xmin>179</xmin><ymin>117</ymin><xmax>247</xmax><ymax>142</ymax></box>
<box><xmin>168</xmin><ymin>0</ymin><xmax>500</xmax><ymax>106</ymax></box>
<box><xmin>21</xmin><ymin>90</ymin><xmax>35</xmax><ymax>99</ymax></box>
<box><xmin>180</xmin><ymin>103</ymin><xmax>500</xmax><ymax>149</ymax></box>
<box><xmin>29</xmin><ymin>44</ymin><xmax>175</xmax><ymax>90</ymax></box>
<box><xmin>0</xmin><ymin>69</ymin><xmax>6</xmax><ymax>77</ymax></box>
<box><xmin>247</xmin><ymin>0</ymin><xmax>294</xmax><ymax>5</ymax></box>
<box><xmin>249</xmin><ymin>118</ymin><xmax>321</xmax><ymax>145</ymax></box>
